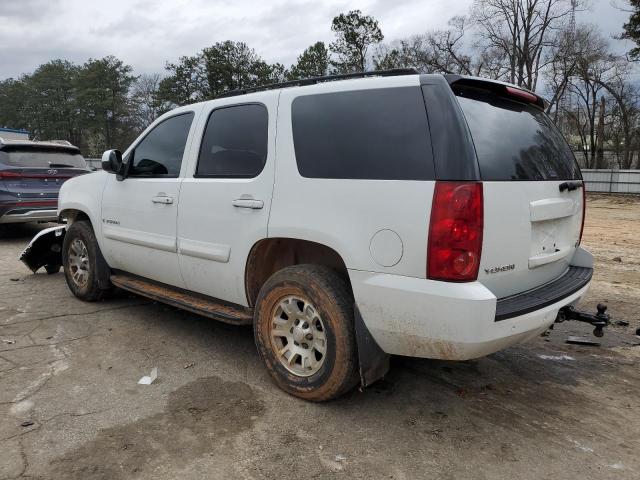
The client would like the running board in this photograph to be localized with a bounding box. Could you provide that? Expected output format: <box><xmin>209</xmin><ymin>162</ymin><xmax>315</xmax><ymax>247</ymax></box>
<box><xmin>110</xmin><ymin>274</ymin><xmax>253</xmax><ymax>325</ymax></box>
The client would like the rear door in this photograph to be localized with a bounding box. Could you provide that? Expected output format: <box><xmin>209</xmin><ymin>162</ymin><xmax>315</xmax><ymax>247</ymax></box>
<box><xmin>452</xmin><ymin>81</ymin><xmax>584</xmax><ymax>298</ymax></box>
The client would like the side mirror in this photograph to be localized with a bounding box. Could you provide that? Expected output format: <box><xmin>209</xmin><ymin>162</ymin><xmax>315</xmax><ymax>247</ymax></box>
<box><xmin>101</xmin><ymin>149</ymin><xmax>123</xmax><ymax>175</ymax></box>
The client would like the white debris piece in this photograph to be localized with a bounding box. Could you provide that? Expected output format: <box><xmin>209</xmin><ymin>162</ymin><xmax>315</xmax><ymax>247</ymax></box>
<box><xmin>538</xmin><ymin>354</ymin><xmax>575</xmax><ymax>361</ymax></box>
<box><xmin>138</xmin><ymin>367</ymin><xmax>158</xmax><ymax>385</ymax></box>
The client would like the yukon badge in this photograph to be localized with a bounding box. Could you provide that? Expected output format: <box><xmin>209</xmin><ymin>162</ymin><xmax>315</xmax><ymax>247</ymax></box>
<box><xmin>484</xmin><ymin>264</ymin><xmax>515</xmax><ymax>275</ymax></box>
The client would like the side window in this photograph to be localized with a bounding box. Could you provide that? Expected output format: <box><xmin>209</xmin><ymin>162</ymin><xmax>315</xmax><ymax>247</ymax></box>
<box><xmin>291</xmin><ymin>87</ymin><xmax>434</xmax><ymax>180</ymax></box>
<box><xmin>196</xmin><ymin>104</ymin><xmax>268</xmax><ymax>178</ymax></box>
<box><xmin>129</xmin><ymin>112</ymin><xmax>194</xmax><ymax>177</ymax></box>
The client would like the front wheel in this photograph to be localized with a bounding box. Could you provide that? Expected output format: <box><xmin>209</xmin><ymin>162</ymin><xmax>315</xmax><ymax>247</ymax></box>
<box><xmin>62</xmin><ymin>221</ymin><xmax>110</xmax><ymax>301</ymax></box>
<box><xmin>254</xmin><ymin>264</ymin><xmax>359</xmax><ymax>401</ymax></box>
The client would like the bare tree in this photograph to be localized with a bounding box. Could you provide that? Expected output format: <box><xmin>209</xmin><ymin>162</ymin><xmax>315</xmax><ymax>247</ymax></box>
<box><xmin>567</xmin><ymin>37</ymin><xmax>618</xmax><ymax>167</ymax></box>
<box><xmin>593</xmin><ymin>62</ymin><xmax>638</xmax><ymax>168</ymax></box>
<box><xmin>544</xmin><ymin>24</ymin><xmax>599</xmax><ymax>117</ymax></box>
<box><xmin>131</xmin><ymin>73</ymin><xmax>161</xmax><ymax>129</ymax></box>
<box><xmin>472</xmin><ymin>0</ymin><xmax>586</xmax><ymax>90</ymax></box>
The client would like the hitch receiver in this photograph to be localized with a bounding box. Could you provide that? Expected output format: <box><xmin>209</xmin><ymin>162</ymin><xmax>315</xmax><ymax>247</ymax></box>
<box><xmin>556</xmin><ymin>303</ymin><xmax>610</xmax><ymax>338</ymax></box>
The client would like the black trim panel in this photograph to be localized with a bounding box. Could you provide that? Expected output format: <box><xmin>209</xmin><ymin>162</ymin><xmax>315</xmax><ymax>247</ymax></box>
<box><xmin>495</xmin><ymin>266</ymin><xmax>592</xmax><ymax>321</ymax></box>
<box><xmin>419</xmin><ymin>75</ymin><xmax>480</xmax><ymax>181</ymax></box>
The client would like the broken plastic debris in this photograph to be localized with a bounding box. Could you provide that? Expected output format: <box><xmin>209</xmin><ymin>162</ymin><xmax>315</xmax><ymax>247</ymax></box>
<box><xmin>538</xmin><ymin>354</ymin><xmax>575</xmax><ymax>361</ymax></box>
<box><xmin>138</xmin><ymin>367</ymin><xmax>158</xmax><ymax>385</ymax></box>
<box><xmin>566</xmin><ymin>336</ymin><xmax>600</xmax><ymax>346</ymax></box>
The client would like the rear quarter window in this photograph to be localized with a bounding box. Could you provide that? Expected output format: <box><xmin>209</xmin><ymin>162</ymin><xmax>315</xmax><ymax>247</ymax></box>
<box><xmin>454</xmin><ymin>85</ymin><xmax>581</xmax><ymax>181</ymax></box>
<box><xmin>291</xmin><ymin>87</ymin><xmax>434</xmax><ymax>180</ymax></box>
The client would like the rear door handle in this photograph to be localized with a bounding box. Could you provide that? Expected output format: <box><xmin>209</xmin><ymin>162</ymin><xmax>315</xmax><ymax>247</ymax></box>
<box><xmin>232</xmin><ymin>198</ymin><xmax>264</xmax><ymax>209</ymax></box>
<box><xmin>152</xmin><ymin>195</ymin><xmax>173</xmax><ymax>204</ymax></box>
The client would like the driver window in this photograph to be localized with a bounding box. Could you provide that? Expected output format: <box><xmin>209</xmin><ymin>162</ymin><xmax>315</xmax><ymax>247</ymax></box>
<box><xmin>129</xmin><ymin>112</ymin><xmax>194</xmax><ymax>177</ymax></box>
<box><xmin>195</xmin><ymin>104</ymin><xmax>268</xmax><ymax>178</ymax></box>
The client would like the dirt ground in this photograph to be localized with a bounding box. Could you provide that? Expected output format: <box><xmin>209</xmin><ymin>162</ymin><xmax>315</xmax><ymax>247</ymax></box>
<box><xmin>1</xmin><ymin>194</ymin><xmax>639</xmax><ymax>480</ymax></box>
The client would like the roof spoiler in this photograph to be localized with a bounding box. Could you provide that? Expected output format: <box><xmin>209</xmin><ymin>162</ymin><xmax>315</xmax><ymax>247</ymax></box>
<box><xmin>444</xmin><ymin>74</ymin><xmax>546</xmax><ymax>110</ymax></box>
<box><xmin>0</xmin><ymin>137</ymin><xmax>80</xmax><ymax>153</ymax></box>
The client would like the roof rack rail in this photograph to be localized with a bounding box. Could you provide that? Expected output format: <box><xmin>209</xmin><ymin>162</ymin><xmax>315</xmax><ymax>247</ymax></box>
<box><xmin>216</xmin><ymin>68</ymin><xmax>419</xmax><ymax>99</ymax></box>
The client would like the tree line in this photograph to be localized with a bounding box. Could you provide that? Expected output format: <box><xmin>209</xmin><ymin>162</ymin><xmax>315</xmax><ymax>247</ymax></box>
<box><xmin>1</xmin><ymin>1</ymin><xmax>640</xmax><ymax>168</ymax></box>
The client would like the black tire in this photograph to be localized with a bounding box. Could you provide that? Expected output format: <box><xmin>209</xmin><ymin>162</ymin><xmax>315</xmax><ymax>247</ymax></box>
<box><xmin>62</xmin><ymin>221</ymin><xmax>111</xmax><ymax>301</ymax></box>
<box><xmin>254</xmin><ymin>264</ymin><xmax>359</xmax><ymax>401</ymax></box>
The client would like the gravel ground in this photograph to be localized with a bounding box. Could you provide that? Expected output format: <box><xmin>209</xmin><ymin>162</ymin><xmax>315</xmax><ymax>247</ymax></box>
<box><xmin>1</xmin><ymin>194</ymin><xmax>639</xmax><ymax>480</ymax></box>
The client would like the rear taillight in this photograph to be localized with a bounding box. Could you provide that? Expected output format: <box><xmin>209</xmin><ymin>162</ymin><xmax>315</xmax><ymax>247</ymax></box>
<box><xmin>0</xmin><ymin>171</ymin><xmax>21</xmax><ymax>178</ymax></box>
<box><xmin>427</xmin><ymin>182</ymin><xmax>483</xmax><ymax>282</ymax></box>
<box><xmin>578</xmin><ymin>182</ymin><xmax>586</xmax><ymax>245</ymax></box>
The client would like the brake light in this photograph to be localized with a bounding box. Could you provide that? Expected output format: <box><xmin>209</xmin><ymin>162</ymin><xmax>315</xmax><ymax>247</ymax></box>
<box><xmin>428</xmin><ymin>182</ymin><xmax>483</xmax><ymax>282</ymax></box>
<box><xmin>505</xmin><ymin>86</ymin><xmax>538</xmax><ymax>104</ymax></box>
<box><xmin>0</xmin><ymin>171</ymin><xmax>71</xmax><ymax>179</ymax></box>
<box><xmin>578</xmin><ymin>182</ymin><xmax>586</xmax><ymax>245</ymax></box>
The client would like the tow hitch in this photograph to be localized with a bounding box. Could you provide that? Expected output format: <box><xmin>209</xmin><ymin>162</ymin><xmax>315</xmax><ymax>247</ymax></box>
<box><xmin>556</xmin><ymin>303</ymin><xmax>610</xmax><ymax>337</ymax></box>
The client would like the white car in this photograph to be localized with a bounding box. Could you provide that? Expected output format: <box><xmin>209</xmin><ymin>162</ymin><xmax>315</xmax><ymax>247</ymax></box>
<box><xmin>30</xmin><ymin>70</ymin><xmax>598</xmax><ymax>401</ymax></box>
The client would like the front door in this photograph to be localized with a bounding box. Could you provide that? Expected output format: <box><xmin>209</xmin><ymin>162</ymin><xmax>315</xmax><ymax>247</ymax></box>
<box><xmin>101</xmin><ymin>110</ymin><xmax>199</xmax><ymax>287</ymax></box>
<box><xmin>177</xmin><ymin>93</ymin><xmax>278</xmax><ymax>306</ymax></box>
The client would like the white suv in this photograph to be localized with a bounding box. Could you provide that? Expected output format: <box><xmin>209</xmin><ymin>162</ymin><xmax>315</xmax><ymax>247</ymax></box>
<box><xmin>40</xmin><ymin>70</ymin><xmax>594</xmax><ymax>400</ymax></box>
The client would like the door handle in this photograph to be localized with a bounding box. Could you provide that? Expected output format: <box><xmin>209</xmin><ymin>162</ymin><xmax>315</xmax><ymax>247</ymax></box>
<box><xmin>152</xmin><ymin>195</ymin><xmax>173</xmax><ymax>204</ymax></box>
<box><xmin>232</xmin><ymin>198</ymin><xmax>264</xmax><ymax>209</ymax></box>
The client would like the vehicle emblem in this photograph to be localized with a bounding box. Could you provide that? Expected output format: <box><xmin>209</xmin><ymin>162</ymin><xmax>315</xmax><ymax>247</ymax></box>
<box><xmin>48</xmin><ymin>169</ymin><xmax>58</xmax><ymax>175</ymax></box>
<box><xmin>484</xmin><ymin>264</ymin><xmax>515</xmax><ymax>274</ymax></box>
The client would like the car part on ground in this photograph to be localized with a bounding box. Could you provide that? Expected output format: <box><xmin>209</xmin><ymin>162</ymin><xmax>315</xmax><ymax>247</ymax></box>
<box><xmin>19</xmin><ymin>225</ymin><xmax>65</xmax><ymax>273</ymax></box>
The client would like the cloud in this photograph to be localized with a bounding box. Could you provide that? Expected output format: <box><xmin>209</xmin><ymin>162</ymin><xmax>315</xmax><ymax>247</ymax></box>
<box><xmin>0</xmin><ymin>0</ymin><xmax>61</xmax><ymax>20</ymax></box>
<box><xmin>0</xmin><ymin>0</ymin><xmax>633</xmax><ymax>79</ymax></box>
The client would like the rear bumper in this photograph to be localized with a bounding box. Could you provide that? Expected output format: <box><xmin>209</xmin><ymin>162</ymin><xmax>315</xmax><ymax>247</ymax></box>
<box><xmin>0</xmin><ymin>194</ymin><xmax>58</xmax><ymax>224</ymax></box>
<box><xmin>0</xmin><ymin>208</ymin><xmax>58</xmax><ymax>224</ymax></box>
<box><xmin>350</xmin><ymin>247</ymin><xmax>593</xmax><ymax>360</ymax></box>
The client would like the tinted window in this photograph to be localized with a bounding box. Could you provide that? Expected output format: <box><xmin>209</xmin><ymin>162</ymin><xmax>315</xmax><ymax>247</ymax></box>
<box><xmin>292</xmin><ymin>87</ymin><xmax>434</xmax><ymax>180</ymax></box>
<box><xmin>130</xmin><ymin>112</ymin><xmax>194</xmax><ymax>177</ymax></box>
<box><xmin>0</xmin><ymin>149</ymin><xmax>86</xmax><ymax>169</ymax></box>
<box><xmin>455</xmin><ymin>86</ymin><xmax>580</xmax><ymax>181</ymax></box>
<box><xmin>196</xmin><ymin>104</ymin><xmax>268</xmax><ymax>177</ymax></box>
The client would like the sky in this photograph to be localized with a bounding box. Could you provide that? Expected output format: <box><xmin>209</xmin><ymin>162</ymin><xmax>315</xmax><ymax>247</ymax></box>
<box><xmin>0</xmin><ymin>0</ymin><xmax>634</xmax><ymax>80</ymax></box>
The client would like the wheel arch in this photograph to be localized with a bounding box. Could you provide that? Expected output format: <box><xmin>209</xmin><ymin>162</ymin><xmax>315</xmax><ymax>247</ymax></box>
<box><xmin>244</xmin><ymin>237</ymin><xmax>350</xmax><ymax>308</ymax></box>
<box><xmin>60</xmin><ymin>208</ymin><xmax>91</xmax><ymax>225</ymax></box>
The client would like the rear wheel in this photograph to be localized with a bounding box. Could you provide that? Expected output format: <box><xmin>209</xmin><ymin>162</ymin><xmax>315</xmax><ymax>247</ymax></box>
<box><xmin>62</xmin><ymin>221</ymin><xmax>110</xmax><ymax>301</ymax></box>
<box><xmin>254</xmin><ymin>265</ymin><xmax>359</xmax><ymax>401</ymax></box>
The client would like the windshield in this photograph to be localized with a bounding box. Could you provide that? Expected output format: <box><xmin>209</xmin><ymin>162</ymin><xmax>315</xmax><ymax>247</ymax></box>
<box><xmin>0</xmin><ymin>149</ymin><xmax>87</xmax><ymax>169</ymax></box>
<box><xmin>454</xmin><ymin>85</ymin><xmax>581</xmax><ymax>181</ymax></box>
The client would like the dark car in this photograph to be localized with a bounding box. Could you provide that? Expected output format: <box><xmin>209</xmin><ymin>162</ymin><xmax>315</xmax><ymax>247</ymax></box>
<box><xmin>0</xmin><ymin>138</ymin><xmax>90</xmax><ymax>224</ymax></box>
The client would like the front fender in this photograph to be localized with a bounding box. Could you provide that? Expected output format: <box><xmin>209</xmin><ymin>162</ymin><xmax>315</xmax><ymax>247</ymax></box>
<box><xmin>58</xmin><ymin>170</ymin><xmax>109</xmax><ymax>250</ymax></box>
